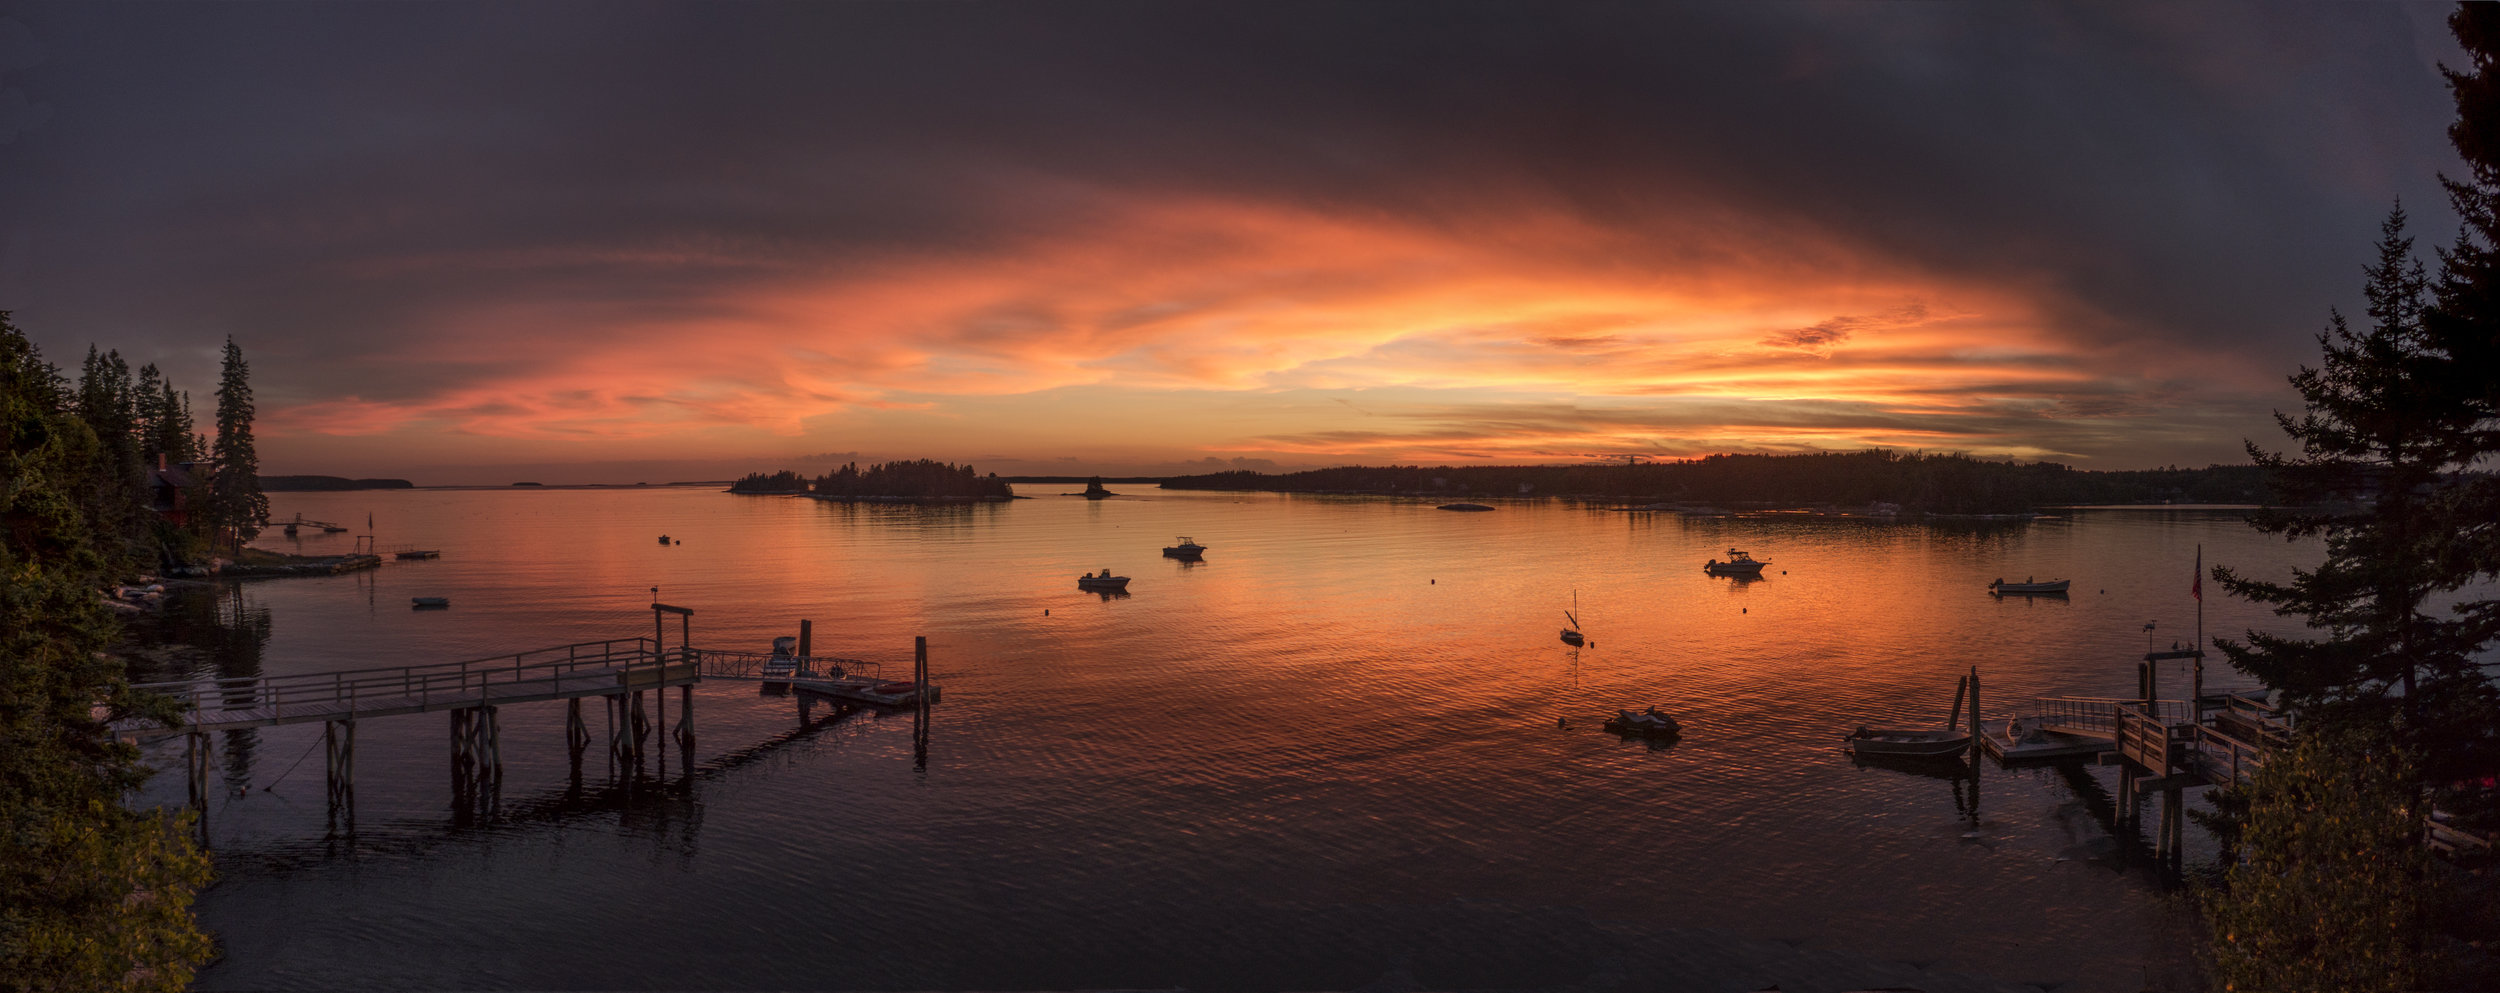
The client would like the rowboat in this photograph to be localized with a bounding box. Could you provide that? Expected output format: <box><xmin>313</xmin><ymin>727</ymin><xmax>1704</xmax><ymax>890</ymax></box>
<box><xmin>1843</xmin><ymin>726</ymin><xmax>1972</xmax><ymax>757</ymax></box>
<box><xmin>1989</xmin><ymin>577</ymin><xmax>2070</xmax><ymax>594</ymax></box>
<box><xmin>410</xmin><ymin>597</ymin><xmax>450</xmax><ymax>609</ymax></box>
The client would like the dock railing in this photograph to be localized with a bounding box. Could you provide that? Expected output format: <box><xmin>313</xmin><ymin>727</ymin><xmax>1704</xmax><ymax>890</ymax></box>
<box><xmin>128</xmin><ymin>637</ymin><xmax>668</xmax><ymax>731</ymax></box>
<box><xmin>2185</xmin><ymin>723</ymin><xmax>2271</xmax><ymax>787</ymax></box>
<box><xmin>693</xmin><ymin>648</ymin><xmax>878</xmax><ymax>682</ymax></box>
<box><xmin>2033</xmin><ymin>696</ymin><xmax>2191</xmax><ymax>736</ymax></box>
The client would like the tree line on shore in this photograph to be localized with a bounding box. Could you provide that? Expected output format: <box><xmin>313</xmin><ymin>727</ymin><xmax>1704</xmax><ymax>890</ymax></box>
<box><xmin>2</xmin><ymin>313</ymin><xmax>262</xmax><ymax>989</ymax></box>
<box><xmin>1162</xmin><ymin>452</ymin><xmax>2275</xmax><ymax>513</ymax></box>
<box><xmin>729</xmin><ymin>459</ymin><xmax>1013</xmax><ymax>501</ymax></box>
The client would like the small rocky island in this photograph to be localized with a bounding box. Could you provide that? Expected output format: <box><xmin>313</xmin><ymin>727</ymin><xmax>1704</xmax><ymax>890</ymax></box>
<box><xmin>730</xmin><ymin>460</ymin><xmax>1014</xmax><ymax>503</ymax></box>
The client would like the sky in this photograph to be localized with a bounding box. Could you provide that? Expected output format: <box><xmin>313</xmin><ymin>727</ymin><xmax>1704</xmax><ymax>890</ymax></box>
<box><xmin>0</xmin><ymin>2</ymin><xmax>2476</xmax><ymax>484</ymax></box>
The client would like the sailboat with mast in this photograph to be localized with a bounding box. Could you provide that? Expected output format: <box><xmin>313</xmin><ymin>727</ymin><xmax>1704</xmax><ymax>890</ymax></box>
<box><xmin>1560</xmin><ymin>592</ymin><xmax>1586</xmax><ymax>646</ymax></box>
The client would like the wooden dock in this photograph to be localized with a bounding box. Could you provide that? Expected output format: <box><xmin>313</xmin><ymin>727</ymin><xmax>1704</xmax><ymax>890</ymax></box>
<box><xmin>128</xmin><ymin>607</ymin><xmax>946</xmax><ymax>838</ymax></box>
<box><xmin>1965</xmin><ymin>649</ymin><xmax>2292</xmax><ymax>865</ymax></box>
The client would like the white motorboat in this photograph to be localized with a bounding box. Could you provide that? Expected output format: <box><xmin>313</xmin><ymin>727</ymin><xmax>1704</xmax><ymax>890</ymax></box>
<box><xmin>1704</xmin><ymin>548</ymin><xmax>1768</xmax><ymax>575</ymax></box>
<box><xmin>1077</xmin><ymin>569</ymin><xmax>1130</xmax><ymax>590</ymax></box>
<box><xmin>1162</xmin><ymin>537</ymin><xmax>1207</xmax><ymax>559</ymax></box>
<box><xmin>1604</xmin><ymin>707</ymin><xmax>1682</xmax><ymax>739</ymax></box>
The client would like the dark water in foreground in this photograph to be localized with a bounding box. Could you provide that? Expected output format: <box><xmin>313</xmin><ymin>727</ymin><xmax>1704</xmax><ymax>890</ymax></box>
<box><xmin>132</xmin><ymin>489</ymin><xmax>2325</xmax><ymax>992</ymax></box>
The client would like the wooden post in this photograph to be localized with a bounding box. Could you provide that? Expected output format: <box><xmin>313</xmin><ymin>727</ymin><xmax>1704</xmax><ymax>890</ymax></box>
<box><xmin>1966</xmin><ymin>666</ymin><xmax>1980</xmax><ymax>743</ymax></box>
<box><xmin>482</xmin><ymin>705</ymin><xmax>502</xmax><ymax>783</ymax></box>
<box><xmin>914</xmin><ymin>636</ymin><xmax>931</xmax><ymax>766</ymax></box>
<box><xmin>186</xmin><ymin>731</ymin><xmax>210</xmax><ymax>810</ymax></box>
<box><xmin>799</xmin><ymin>619</ymin><xmax>812</xmax><ymax>658</ymax></box>
<box><xmin>325</xmin><ymin>719</ymin><xmax>357</xmax><ymax>809</ymax></box>
<box><xmin>1943</xmin><ymin>675</ymin><xmax>1967</xmax><ymax>730</ymax></box>
<box><xmin>677</xmin><ymin>685</ymin><xmax>695</xmax><ymax>749</ymax></box>
<box><xmin>2166</xmin><ymin>786</ymin><xmax>2185</xmax><ymax>860</ymax></box>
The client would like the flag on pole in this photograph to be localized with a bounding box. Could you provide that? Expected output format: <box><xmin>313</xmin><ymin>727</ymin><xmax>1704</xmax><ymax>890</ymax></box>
<box><xmin>2191</xmin><ymin>546</ymin><xmax>2202</xmax><ymax>601</ymax></box>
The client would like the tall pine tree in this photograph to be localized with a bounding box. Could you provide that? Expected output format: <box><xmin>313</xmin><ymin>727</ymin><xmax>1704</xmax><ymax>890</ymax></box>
<box><xmin>2423</xmin><ymin>3</ymin><xmax>2500</xmax><ymax>689</ymax></box>
<box><xmin>2214</xmin><ymin>206</ymin><xmax>2497</xmax><ymax>774</ymax></box>
<box><xmin>202</xmin><ymin>337</ymin><xmax>266</xmax><ymax>556</ymax></box>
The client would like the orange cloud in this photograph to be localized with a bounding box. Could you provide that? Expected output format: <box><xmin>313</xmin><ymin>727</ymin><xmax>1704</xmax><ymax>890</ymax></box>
<box><xmin>258</xmin><ymin>190</ymin><xmax>2279</xmax><ymax>467</ymax></box>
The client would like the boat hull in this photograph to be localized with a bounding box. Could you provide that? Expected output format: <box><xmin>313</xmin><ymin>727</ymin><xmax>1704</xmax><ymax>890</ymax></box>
<box><xmin>1843</xmin><ymin>729</ymin><xmax>1971</xmax><ymax>757</ymax></box>
<box><xmin>1989</xmin><ymin>580</ymin><xmax>2071</xmax><ymax>594</ymax></box>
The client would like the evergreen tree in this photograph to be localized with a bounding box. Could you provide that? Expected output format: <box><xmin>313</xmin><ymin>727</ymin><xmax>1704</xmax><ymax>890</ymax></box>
<box><xmin>71</xmin><ymin>348</ymin><xmax>148</xmax><ymax>575</ymax></box>
<box><xmin>2214</xmin><ymin>206</ymin><xmax>2498</xmax><ymax>772</ymax></box>
<box><xmin>203</xmin><ymin>337</ymin><xmax>267</xmax><ymax>555</ymax></box>
<box><xmin>0</xmin><ymin>313</ymin><xmax>214</xmax><ymax>990</ymax></box>
<box><xmin>133</xmin><ymin>364</ymin><xmax>197</xmax><ymax>466</ymax></box>
<box><xmin>2423</xmin><ymin>3</ymin><xmax>2500</xmax><ymax>673</ymax></box>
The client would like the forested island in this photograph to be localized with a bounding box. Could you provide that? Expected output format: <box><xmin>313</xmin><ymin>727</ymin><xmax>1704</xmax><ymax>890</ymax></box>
<box><xmin>260</xmin><ymin>474</ymin><xmax>415</xmax><ymax>491</ymax></box>
<box><xmin>729</xmin><ymin>459</ymin><xmax>1014</xmax><ymax>501</ymax></box>
<box><xmin>1161</xmin><ymin>451</ymin><xmax>2276</xmax><ymax>514</ymax></box>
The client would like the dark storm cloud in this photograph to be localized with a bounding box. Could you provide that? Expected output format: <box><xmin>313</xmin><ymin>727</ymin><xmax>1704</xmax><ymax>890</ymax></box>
<box><xmin>0</xmin><ymin>1</ymin><xmax>2466</xmax><ymax>467</ymax></box>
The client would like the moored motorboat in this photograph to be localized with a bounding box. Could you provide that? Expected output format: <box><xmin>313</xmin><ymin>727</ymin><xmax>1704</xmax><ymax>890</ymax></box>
<box><xmin>1843</xmin><ymin>726</ymin><xmax>1972</xmax><ymax>757</ymax></box>
<box><xmin>1603</xmin><ymin>707</ymin><xmax>1682</xmax><ymax>739</ymax></box>
<box><xmin>1162</xmin><ymin>537</ymin><xmax>1207</xmax><ymax>559</ymax></box>
<box><xmin>1077</xmin><ymin>569</ymin><xmax>1130</xmax><ymax>590</ymax></box>
<box><xmin>1989</xmin><ymin>577</ymin><xmax>2071</xmax><ymax>594</ymax></box>
<box><xmin>1704</xmin><ymin>548</ymin><xmax>1767</xmax><ymax>575</ymax></box>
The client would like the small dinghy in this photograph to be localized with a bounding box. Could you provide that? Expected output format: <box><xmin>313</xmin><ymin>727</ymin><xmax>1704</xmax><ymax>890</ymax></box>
<box><xmin>1989</xmin><ymin>577</ymin><xmax>2070</xmax><ymax>594</ymax></box>
<box><xmin>1603</xmin><ymin>706</ymin><xmax>1682</xmax><ymax>740</ymax></box>
<box><xmin>1843</xmin><ymin>726</ymin><xmax>1972</xmax><ymax>757</ymax></box>
<box><xmin>410</xmin><ymin>596</ymin><xmax>450</xmax><ymax>609</ymax></box>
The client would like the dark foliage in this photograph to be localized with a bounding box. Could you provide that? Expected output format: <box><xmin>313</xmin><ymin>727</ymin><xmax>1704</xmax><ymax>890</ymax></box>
<box><xmin>727</xmin><ymin>469</ymin><xmax>812</xmax><ymax>494</ymax></box>
<box><xmin>732</xmin><ymin>461</ymin><xmax>1013</xmax><ymax>500</ymax></box>
<box><xmin>199</xmin><ymin>338</ymin><xmax>268</xmax><ymax>555</ymax></box>
<box><xmin>0</xmin><ymin>313</ymin><xmax>213</xmax><ymax>990</ymax></box>
<box><xmin>2213</xmin><ymin>206</ymin><xmax>2500</xmax><ymax>778</ymax></box>
<box><xmin>810</xmin><ymin>460</ymin><xmax>1013</xmax><ymax>500</ymax></box>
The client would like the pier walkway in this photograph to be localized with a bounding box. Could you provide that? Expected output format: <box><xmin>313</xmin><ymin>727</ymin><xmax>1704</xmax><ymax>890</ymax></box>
<box><xmin>125</xmin><ymin>606</ymin><xmax>944</xmax><ymax>837</ymax></box>
<box><xmin>118</xmin><ymin>637</ymin><xmax>696</xmax><ymax>736</ymax></box>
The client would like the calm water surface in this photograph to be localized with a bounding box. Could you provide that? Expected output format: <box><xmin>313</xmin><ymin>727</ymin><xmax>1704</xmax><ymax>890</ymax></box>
<box><xmin>135</xmin><ymin>489</ymin><xmax>2326</xmax><ymax>992</ymax></box>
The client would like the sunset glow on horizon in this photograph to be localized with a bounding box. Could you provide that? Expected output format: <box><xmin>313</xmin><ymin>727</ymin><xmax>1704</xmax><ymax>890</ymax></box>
<box><xmin>0</xmin><ymin>3</ymin><xmax>2469</xmax><ymax>482</ymax></box>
